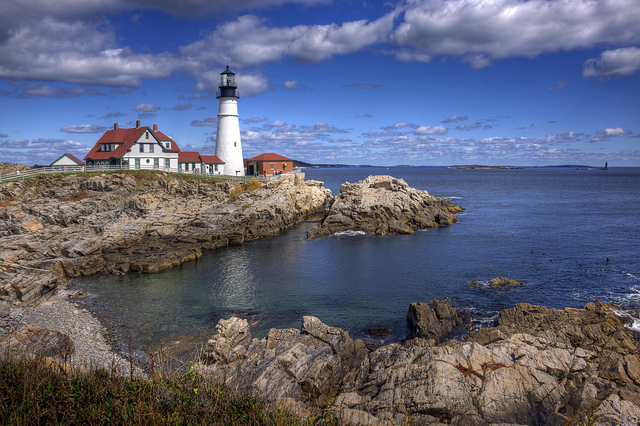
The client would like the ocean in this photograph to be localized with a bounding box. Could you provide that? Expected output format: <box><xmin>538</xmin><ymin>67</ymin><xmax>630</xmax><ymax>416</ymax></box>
<box><xmin>73</xmin><ymin>167</ymin><xmax>640</xmax><ymax>354</ymax></box>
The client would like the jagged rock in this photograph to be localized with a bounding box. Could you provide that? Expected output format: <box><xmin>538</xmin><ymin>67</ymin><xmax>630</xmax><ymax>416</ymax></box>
<box><xmin>407</xmin><ymin>299</ymin><xmax>471</xmax><ymax>343</ymax></box>
<box><xmin>489</xmin><ymin>276</ymin><xmax>522</xmax><ymax>286</ymax></box>
<box><xmin>200</xmin><ymin>302</ymin><xmax>640</xmax><ymax>425</ymax></box>
<box><xmin>200</xmin><ymin>315</ymin><xmax>368</xmax><ymax>410</ymax></box>
<box><xmin>0</xmin><ymin>325</ymin><xmax>74</xmax><ymax>358</ymax></box>
<box><xmin>307</xmin><ymin>175</ymin><xmax>463</xmax><ymax>238</ymax></box>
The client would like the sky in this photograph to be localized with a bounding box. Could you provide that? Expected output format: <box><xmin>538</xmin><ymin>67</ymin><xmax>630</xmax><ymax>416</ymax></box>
<box><xmin>0</xmin><ymin>0</ymin><xmax>639</xmax><ymax>167</ymax></box>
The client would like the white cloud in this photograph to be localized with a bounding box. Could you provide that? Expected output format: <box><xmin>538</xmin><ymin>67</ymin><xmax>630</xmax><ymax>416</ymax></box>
<box><xmin>180</xmin><ymin>12</ymin><xmax>396</xmax><ymax>68</ymax></box>
<box><xmin>442</xmin><ymin>115</ymin><xmax>468</xmax><ymax>123</ymax></box>
<box><xmin>133</xmin><ymin>103</ymin><xmax>160</xmax><ymax>112</ymax></box>
<box><xmin>413</xmin><ymin>125</ymin><xmax>448</xmax><ymax>135</ymax></box>
<box><xmin>591</xmin><ymin>127</ymin><xmax>633</xmax><ymax>141</ymax></box>
<box><xmin>391</xmin><ymin>0</ymin><xmax>640</xmax><ymax>66</ymax></box>
<box><xmin>0</xmin><ymin>137</ymin><xmax>88</xmax><ymax>150</ymax></box>
<box><xmin>283</xmin><ymin>80</ymin><xmax>299</xmax><ymax>90</ymax></box>
<box><xmin>191</xmin><ymin>116</ymin><xmax>218</xmax><ymax>127</ymax></box>
<box><xmin>583</xmin><ymin>47</ymin><xmax>640</xmax><ymax>79</ymax></box>
<box><xmin>60</xmin><ymin>124</ymin><xmax>107</xmax><ymax>133</ymax></box>
<box><xmin>0</xmin><ymin>17</ymin><xmax>178</xmax><ymax>86</ymax></box>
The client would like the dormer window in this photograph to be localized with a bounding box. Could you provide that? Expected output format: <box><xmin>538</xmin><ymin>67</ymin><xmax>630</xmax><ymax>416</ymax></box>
<box><xmin>165</xmin><ymin>142</ymin><xmax>171</xmax><ymax>149</ymax></box>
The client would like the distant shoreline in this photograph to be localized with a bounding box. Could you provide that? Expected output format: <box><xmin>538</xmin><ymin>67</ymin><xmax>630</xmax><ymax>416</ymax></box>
<box><xmin>447</xmin><ymin>165</ymin><xmax>521</xmax><ymax>169</ymax></box>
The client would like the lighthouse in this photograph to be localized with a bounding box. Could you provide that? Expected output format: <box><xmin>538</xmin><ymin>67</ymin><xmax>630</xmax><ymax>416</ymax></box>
<box><xmin>215</xmin><ymin>66</ymin><xmax>244</xmax><ymax>176</ymax></box>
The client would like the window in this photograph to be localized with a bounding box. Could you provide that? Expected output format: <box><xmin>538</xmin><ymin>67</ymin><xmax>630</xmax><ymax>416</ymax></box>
<box><xmin>145</xmin><ymin>132</ymin><xmax>149</xmax><ymax>139</ymax></box>
<box><xmin>149</xmin><ymin>144</ymin><xmax>154</xmax><ymax>153</ymax></box>
<box><xmin>165</xmin><ymin>142</ymin><xmax>171</xmax><ymax>149</ymax></box>
<box><xmin>139</xmin><ymin>144</ymin><xmax>144</xmax><ymax>153</ymax></box>
<box><xmin>214</xmin><ymin>164</ymin><xmax>218</xmax><ymax>172</ymax></box>
<box><xmin>234</xmin><ymin>141</ymin><xmax>237</xmax><ymax>147</ymax></box>
<box><xmin>270</xmin><ymin>163</ymin><xmax>274</xmax><ymax>170</ymax></box>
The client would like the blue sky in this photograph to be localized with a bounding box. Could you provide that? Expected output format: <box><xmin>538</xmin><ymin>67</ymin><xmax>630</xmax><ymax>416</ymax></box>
<box><xmin>1</xmin><ymin>0</ymin><xmax>639</xmax><ymax>167</ymax></box>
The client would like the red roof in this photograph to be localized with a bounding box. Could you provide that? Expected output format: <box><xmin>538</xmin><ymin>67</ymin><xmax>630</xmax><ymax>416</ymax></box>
<box><xmin>66</xmin><ymin>153</ymin><xmax>84</xmax><ymax>164</ymax></box>
<box><xmin>178</xmin><ymin>152</ymin><xmax>202</xmax><ymax>163</ymax></box>
<box><xmin>247</xmin><ymin>153</ymin><xmax>293</xmax><ymax>162</ymax></box>
<box><xmin>200</xmin><ymin>155</ymin><xmax>225</xmax><ymax>164</ymax></box>
<box><xmin>84</xmin><ymin>125</ymin><xmax>180</xmax><ymax>161</ymax></box>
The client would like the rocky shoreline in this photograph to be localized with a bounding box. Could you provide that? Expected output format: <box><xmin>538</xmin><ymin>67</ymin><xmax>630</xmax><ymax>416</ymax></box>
<box><xmin>0</xmin><ymin>287</ymin><xmax>135</xmax><ymax>375</ymax></box>
<box><xmin>3</xmin><ymin>169</ymin><xmax>638</xmax><ymax>424</ymax></box>
<box><xmin>199</xmin><ymin>300</ymin><xmax>640</xmax><ymax>425</ymax></box>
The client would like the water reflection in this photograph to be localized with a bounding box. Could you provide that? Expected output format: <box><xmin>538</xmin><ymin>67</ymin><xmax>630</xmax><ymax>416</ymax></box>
<box><xmin>213</xmin><ymin>249</ymin><xmax>257</xmax><ymax>309</ymax></box>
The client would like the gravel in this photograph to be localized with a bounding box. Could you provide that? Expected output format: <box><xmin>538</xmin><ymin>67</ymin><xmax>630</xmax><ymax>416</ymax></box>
<box><xmin>0</xmin><ymin>288</ymin><xmax>140</xmax><ymax>376</ymax></box>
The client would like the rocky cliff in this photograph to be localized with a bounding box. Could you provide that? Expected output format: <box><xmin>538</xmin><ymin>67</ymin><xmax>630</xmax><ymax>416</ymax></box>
<box><xmin>0</xmin><ymin>171</ymin><xmax>332</xmax><ymax>315</ymax></box>
<box><xmin>307</xmin><ymin>175</ymin><xmax>463</xmax><ymax>239</ymax></box>
<box><xmin>200</xmin><ymin>300</ymin><xmax>640</xmax><ymax>425</ymax></box>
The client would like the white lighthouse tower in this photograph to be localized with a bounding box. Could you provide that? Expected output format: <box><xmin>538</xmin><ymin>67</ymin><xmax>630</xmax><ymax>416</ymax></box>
<box><xmin>215</xmin><ymin>66</ymin><xmax>244</xmax><ymax>176</ymax></box>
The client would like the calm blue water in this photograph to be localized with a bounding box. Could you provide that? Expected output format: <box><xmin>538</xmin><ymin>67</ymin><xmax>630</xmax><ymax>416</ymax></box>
<box><xmin>73</xmin><ymin>167</ymin><xmax>640</xmax><ymax>352</ymax></box>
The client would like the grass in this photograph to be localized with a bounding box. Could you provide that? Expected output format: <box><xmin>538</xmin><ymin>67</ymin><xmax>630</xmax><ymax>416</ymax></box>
<box><xmin>228</xmin><ymin>178</ymin><xmax>262</xmax><ymax>201</ymax></box>
<box><xmin>0</xmin><ymin>356</ymin><xmax>342</xmax><ymax>425</ymax></box>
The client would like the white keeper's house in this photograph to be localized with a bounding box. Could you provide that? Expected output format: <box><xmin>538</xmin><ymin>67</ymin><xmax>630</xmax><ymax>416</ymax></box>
<box><xmin>84</xmin><ymin>121</ymin><xmax>181</xmax><ymax>170</ymax></box>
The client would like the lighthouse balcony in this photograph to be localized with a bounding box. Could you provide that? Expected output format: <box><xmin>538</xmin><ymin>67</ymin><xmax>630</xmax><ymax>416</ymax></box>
<box><xmin>217</xmin><ymin>88</ymin><xmax>240</xmax><ymax>98</ymax></box>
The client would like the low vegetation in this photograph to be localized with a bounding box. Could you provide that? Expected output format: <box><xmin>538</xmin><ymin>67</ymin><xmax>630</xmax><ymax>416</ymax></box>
<box><xmin>0</xmin><ymin>356</ymin><xmax>341</xmax><ymax>425</ymax></box>
<box><xmin>228</xmin><ymin>178</ymin><xmax>262</xmax><ymax>201</ymax></box>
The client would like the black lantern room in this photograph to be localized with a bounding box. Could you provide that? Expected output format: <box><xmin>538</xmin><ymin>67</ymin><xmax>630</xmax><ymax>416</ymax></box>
<box><xmin>217</xmin><ymin>66</ymin><xmax>238</xmax><ymax>98</ymax></box>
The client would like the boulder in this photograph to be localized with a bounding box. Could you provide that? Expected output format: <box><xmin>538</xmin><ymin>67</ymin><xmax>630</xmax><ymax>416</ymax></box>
<box><xmin>200</xmin><ymin>316</ymin><xmax>368</xmax><ymax>409</ymax></box>
<box><xmin>0</xmin><ymin>325</ymin><xmax>74</xmax><ymax>359</ymax></box>
<box><xmin>307</xmin><ymin>175</ymin><xmax>463</xmax><ymax>238</ymax></box>
<box><xmin>407</xmin><ymin>299</ymin><xmax>471</xmax><ymax>343</ymax></box>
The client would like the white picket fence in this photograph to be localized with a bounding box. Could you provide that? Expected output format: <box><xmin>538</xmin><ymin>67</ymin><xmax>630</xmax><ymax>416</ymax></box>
<box><xmin>0</xmin><ymin>164</ymin><xmax>300</xmax><ymax>183</ymax></box>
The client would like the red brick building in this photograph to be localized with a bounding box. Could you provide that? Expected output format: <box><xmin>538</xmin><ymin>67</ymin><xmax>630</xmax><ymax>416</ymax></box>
<box><xmin>246</xmin><ymin>153</ymin><xmax>294</xmax><ymax>176</ymax></box>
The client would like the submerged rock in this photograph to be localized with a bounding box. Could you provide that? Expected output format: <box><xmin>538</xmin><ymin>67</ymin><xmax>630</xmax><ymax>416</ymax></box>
<box><xmin>307</xmin><ymin>175</ymin><xmax>463</xmax><ymax>239</ymax></box>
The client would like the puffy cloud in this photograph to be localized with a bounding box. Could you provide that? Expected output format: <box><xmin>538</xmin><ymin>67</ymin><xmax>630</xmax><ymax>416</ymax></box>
<box><xmin>583</xmin><ymin>47</ymin><xmax>640</xmax><ymax>79</ymax></box>
<box><xmin>181</xmin><ymin>12</ymin><xmax>396</xmax><ymax>67</ymax></box>
<box><xmin>391</xmin><ymin>0</ymin><xmax>640</xmax><ymax>66</ymax></box>
<box><xmin>304</xmin><ymin>122</ymin><xmax>349</xmax><ymax>133</ymax></box>
<box><xmin>591</xmin><ymin>127</ymin><xmax>633</xmax><ymax>141</ymax></box>
<box><xmin>60</xmin><ymin>124</ymin><xmax>107</xmax><ymax>133</ymax></box>
<box><xmin>0</xmin><ymin>17</ymin><xmax>178</xmax><ymax>86</ymax></box>
<box><xmin>413</xmin><ymin>125</ymin><xmax>448</xmax><ymax>135</ymax></box>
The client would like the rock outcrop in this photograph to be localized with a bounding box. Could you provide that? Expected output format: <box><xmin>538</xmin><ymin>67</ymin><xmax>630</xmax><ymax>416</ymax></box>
<box><xmin>307</xmin><ymin>175</ymin><xmax>463</xmax><ymax>239</ymax></box>
<box><xmin>200</xmin><ymin>301</ymin><xmax>640</xmax><ymax>425</ymax></box>
<box><xmin>407</xmin><ymin>299</ymin><xmax>471</xmax><ymax>343</ymax></box>
<box><xmin>0</xmin><ymin>172</ymin><xmax>332</xmax><ymax>314</ymax></box>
